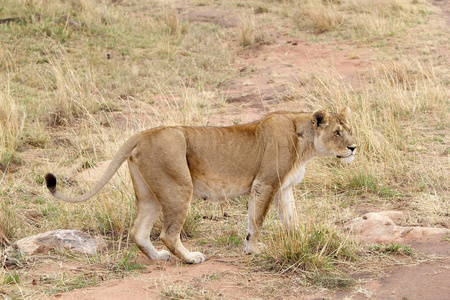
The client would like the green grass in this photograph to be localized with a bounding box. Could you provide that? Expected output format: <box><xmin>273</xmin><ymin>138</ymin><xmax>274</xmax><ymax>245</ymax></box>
<box><xmin>42</xmin><ymin>272</ymin><xmax>102</xmax><ymax>294</ymax></box>
<box><xmin>215</xmin><ymin>231</ymin><xmax>242</xmax><ymax>249</ymax></box>
<box><xmin>368</xmin><ymin>243</ymin><xmax>413</xmax><ymax>256</ymax></box>
<box><xmin>335</xmin><ymin>171</ymin><xmax>402</xmax><ymax>199</ymax></box>
<box><xmin>111</xmin><ymin>248</ymin><xmax>146</xmax><ymax>272</ymax></box>
<box><xmin>0</xmin><ymin>149</ymin><xmax>23</xmax><ymax>169</ymax></box>
<box><xmin>1</xmin><ymin>272</ymin><xmax>20</xmax><ymax>285</ymax></box>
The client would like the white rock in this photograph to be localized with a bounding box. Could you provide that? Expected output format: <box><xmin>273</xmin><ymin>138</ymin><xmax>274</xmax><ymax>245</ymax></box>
<box><xmin>347</xmin><ymin>211</ymin><xmax>449</xmax><ymax>244</ymax></box>
<box><xmin>4</xmin><ymin>230</ymin><xmax>106</xmax><ymax>256</ymax></box>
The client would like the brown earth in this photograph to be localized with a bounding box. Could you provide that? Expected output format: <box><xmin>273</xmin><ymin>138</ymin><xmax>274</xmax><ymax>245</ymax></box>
<box><xmin>49</xmin><ymin>258</ymin><xmax>450</xmax><ymax>300</ymax></box>
<box><xmin>208</xmin><ymin>34</ymin><xmax>372</xmax><ymax>126</ymax></box>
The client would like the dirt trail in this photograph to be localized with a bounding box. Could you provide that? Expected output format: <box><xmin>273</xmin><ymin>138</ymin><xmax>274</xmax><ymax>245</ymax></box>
<box><xmin>51</xmin><ymin>249</ymin><xmax>450</xmax><ymax>300</ymax></box>
<box><xmin>208</xmin><ymin>35</ymin><xmax>370</xmax><ymax>126</ymax></box>
<box><xmin>51</xmin><ymin>259</ymin><xmax>252</xmax><ymax>300</ymax></box>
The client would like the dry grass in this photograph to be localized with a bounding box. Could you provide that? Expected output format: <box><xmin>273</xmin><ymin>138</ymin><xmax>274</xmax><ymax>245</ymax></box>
<box><xmin>0</xmin><ymin>87</ymin><xmax>26</xmax><ymax>166</ymax></box>
<box><xmin>299</xmin><ymin>58</ymin><xmax>447</xmax><ymax>189</ymax></box>
<box><xmin>261</xmin><ymin>203</ymin><xmax>356</xmax><ymax>276</ymax></box>
<box><xmin>238</xmin><ymin>9</ymin><xmax>255</xmax><ymax>47</ymax></box>
<box><xmin>0</xmin><ymin>0</ymin><xmax>448</xmax><ymax>298</ymax></box>
<box><xmin>294</xmin><ymin>0</ymin><xmax>344</xmax><ymax>33</ymax></box>
<box><xmin>287</xmin><ymin>0</ymin><xmax>435</xmax><ymax>40</ymax></box>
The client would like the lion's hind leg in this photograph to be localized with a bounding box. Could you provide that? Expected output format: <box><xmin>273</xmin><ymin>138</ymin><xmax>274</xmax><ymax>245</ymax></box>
<box><xmin>129</xmin><ymin>160</ymin><xmax>171</xmax><ymax>261</ymax></box>
<box><xmin>157</xmin><ymin>182</ymin><xmax>206</xmax><ymax>264</ymax></box>
<box><xmin>131</xmin><ymin>128</ymin><xmax>206</xmax><ymax>264</ymax></box>
<box><xmin>151</xmin><ymin>167</ymin><xmax>206</xmax><ymax>264</ymax></box>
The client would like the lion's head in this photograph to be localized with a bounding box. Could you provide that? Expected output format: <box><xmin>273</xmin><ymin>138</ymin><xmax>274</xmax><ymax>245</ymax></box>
<box><xmin>312</xmin><ymin>107</ymin><xmax>356</xmax><ymax>163</ymax></box>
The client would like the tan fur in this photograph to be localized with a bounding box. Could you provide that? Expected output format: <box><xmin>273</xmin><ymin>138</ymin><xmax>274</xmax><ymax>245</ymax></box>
<box><xmin>45</xmin><ymin>108</ymin><xmax>356</xmax><ymax>264</ymax></box>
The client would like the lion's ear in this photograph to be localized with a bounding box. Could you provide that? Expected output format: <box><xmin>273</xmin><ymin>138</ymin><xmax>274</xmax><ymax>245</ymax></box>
<box><xmin>312</xmin><ymin>110</ymin><xmax>329</xmax><ymax>128</ymax></box>
<box><xmin>340</xmin><ymin>107</ymin><xmax>351</xmax><ymax>123</ymax></box>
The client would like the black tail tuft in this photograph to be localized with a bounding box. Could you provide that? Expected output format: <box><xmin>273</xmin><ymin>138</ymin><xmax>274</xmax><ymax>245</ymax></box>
<box><xmin>44</xmin><ymin>173</ymin><xmax>57</xmax><ymax>192</ymax></box>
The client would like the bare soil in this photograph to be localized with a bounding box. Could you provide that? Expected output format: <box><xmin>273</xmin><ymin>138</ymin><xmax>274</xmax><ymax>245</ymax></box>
<box><xmin>208</xmin><ymin>35</ymin><xmax>372</xmax><ymax>126</ymax></box>
<box><xmin>48</xmin><ymin>252</ymin><xmax>450</xmax><ymax>300</ymax></box>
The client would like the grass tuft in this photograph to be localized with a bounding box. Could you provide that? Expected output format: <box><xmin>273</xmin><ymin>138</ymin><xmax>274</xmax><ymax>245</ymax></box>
<box><xmin>163</xmin><ymin>8</ymin><xmax>182</xmax><ymax>35</ymax></box>
<box><xmin>368</xmin><ymin>243</ymin><xmax>413</xmax><ymax>256</ymax></box>
<box><xmin>294</xmin><ymin>1</ymin><xmax>344</xmax><ymax>33</ymax></box>
<box><xmin>215</xmin><ymin>230</ymin><xmax>242</xmax><ymax>249</ymax></box>
<box><xmin>238</xmin><ymin>10</ymin><xmax>255</xmax><ymax>47</ymax></box>
<box><xmin>261</xmin><ymin>218</ymin><xmax>356</xmax><ymax>275</ymax></box>
<box><xmin>310</xmin><ymin>272</ymin><xmax>355</xmax><ymax>289</ymax></box>
<box><xmin>111</xmin><ymin>249</ymin><xmax>146</xmax><ymax>272</ymax></box>
<box><xmin>1</xmin><ymin>272</ymin><xmax>20</xmax><ymax>285</ymax></box>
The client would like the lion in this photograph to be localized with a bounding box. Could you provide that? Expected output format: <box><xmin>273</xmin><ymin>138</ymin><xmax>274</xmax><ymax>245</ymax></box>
<box><xmin>45</xmin><ymin>107</ymin><xmax>356</xmax><ymax>264</ymax></box>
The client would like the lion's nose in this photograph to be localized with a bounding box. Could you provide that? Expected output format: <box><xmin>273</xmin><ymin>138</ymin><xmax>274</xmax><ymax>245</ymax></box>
<box><xmin>347</xmin><ymin>146</ymin><xmax>356</xmax><ymax>152</ymax></box>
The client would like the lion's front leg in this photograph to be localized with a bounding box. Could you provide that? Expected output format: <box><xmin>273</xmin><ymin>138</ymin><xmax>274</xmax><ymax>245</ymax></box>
<box><xmin>245</xmin><ymin>182</ymin><xmax>274</xmax><ymax>254</ymax></box>
<box><xmin>275</xmin><ymin>187</ymin><xmax>298</xmax><ymax>231</ymax></box>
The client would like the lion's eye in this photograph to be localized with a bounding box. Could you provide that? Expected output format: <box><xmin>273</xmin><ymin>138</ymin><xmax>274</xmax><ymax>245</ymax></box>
<box><xmin>335</xmin><ymin>130</ymin><xmax>341</xmax><ymax>136</ymax></box>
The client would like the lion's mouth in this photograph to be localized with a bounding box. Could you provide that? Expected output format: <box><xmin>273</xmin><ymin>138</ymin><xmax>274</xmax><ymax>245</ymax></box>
<box><xmin>336</xmin><ymin>154</ymin><xmax>353</xmax><ymax>159</ymax></box>
<box><xmin>337</xmin><ymin>153</ymin><xmax>355</xmax><ymax>164</ymax></box>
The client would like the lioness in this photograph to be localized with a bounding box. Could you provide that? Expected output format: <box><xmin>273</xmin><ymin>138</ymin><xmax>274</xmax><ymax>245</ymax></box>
<box><xmin>45</xmin><ymin>107</ymin><xmax>356</xmax><ymax>264</ymax></box>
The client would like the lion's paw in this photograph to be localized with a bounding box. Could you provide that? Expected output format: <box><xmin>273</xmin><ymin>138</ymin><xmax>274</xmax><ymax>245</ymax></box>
<box><xmin>153</xmin><ymin>250</ymin><xmax>171</xmax><ymax>261</ymax></box>
<box><xmin>186</xmin><ymin>251</ymin><xmax>207</xmax><ymax>264</ymax></box>
<box><xmin>244</xmin><ymin>242</ymin><xmax>263</xmax><ymax>254</ymax></box>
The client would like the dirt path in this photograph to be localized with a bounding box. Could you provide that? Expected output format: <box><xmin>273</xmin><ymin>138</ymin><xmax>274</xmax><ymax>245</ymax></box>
<box><xmin>51</xmin><ymin>258</ymin><xmax>253</xmax><ymax>300</ymax></box>
<box><xmin>207</xmin><ymin>35</ymin><xmax>371</xmax><ymax>126</ymax></box>
<box><xmin>51</xmin><ymin>245</ymin><xmax>449</xmax><ymax>300</ymax></box>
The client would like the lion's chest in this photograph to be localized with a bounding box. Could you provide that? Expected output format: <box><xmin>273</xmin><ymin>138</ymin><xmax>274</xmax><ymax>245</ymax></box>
<box><xmin>281</xmin><ymin>162</ymin><xmax>307</xmax><ymax>190</ymax></box>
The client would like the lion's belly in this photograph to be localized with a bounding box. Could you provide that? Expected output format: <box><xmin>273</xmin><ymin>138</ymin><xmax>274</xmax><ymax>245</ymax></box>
<box><xmin>192</xmin><ymin>178</ymin><xmax>251</xmax><ymax>202</ymax></box>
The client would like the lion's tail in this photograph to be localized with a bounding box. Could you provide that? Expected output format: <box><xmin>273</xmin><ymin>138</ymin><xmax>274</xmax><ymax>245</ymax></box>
<box><xmin>44</xmin><ymin>133</ymin><xmax>141</xmax><ymax>203</ymax></box>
